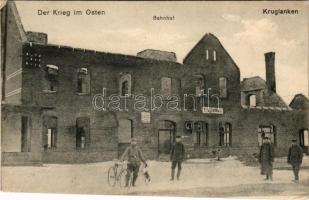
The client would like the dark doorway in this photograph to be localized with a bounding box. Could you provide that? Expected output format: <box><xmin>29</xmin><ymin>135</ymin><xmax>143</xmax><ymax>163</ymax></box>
<box><xmin>21</xmin><ymin>116</ymin><xmax>29</xmax><ymax>152</ymax></box>
<box><xmin>299</xmin><ymin>129</ymin><xmax>308</xmax><ymax>154</ymax></box>
<box><xmin>158</xmin><ymin>120</ymin><xmax>176</xmax><ymax>154</ymax></box>
<box><xmin>76</xmin><ymin>127</ymin><xmax>86</xmax><ymax>149</ymax></box>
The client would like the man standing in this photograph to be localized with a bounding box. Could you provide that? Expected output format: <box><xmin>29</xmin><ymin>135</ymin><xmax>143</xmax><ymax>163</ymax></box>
<box><xmin>120</xmin><ymin>138</ymin><xmax>147</xmax><ymax>187</ymax></box>
<box><xmin>259</xmin><ymin>136</ymin><xmax>274</xmax><ymax>181</ymax></box>
<box><xmin>170</xmin><ymin>135</ymin><xmax>185</xmax><ymax>181</ymax></box>
<box><xmin>287</xmin><ymin>139</ymin><xmax>303</xmax><ymax>183</ymax></box>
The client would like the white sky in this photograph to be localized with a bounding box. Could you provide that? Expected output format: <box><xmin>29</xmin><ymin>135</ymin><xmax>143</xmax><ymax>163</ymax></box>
<box><xmin>15</xmin><ymin>1</ymin><xmax>309</xmax><ymax>104</ymax></box>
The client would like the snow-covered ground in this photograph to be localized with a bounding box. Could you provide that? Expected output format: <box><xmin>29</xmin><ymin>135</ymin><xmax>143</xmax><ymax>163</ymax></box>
<box><xmin>1</xmin><ymin>156</ymin><xmax>309</xmax><ymax>197</ymax></box>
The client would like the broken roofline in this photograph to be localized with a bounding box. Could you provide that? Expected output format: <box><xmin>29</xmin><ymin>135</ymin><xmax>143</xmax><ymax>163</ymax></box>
<box><xmin>23</xmin><ymin>42</ymin><xmax>184</xmax><ymax>66</ymax></box>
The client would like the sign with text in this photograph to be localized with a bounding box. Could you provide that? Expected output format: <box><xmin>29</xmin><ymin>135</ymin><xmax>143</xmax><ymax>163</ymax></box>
<box><xmin>141</xmin><ymin>112</ymin><xmax>151</xmax><ymax>123</ymax></box>
<box><xmin>202</xmin><ymin>107</ymin><xmax>224</xmax><ymax>114</ymax></box>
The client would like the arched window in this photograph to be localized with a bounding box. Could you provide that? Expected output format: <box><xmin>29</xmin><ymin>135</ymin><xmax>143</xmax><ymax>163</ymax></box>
<box><xmin>213</xmin><ymin>50</ymin><xmax>217</xmax><ymax>61</ymax></box>
<box><xmin>119</xmin><ymin>73</ymin><xmax>131</xmax><ymax>96</ymax></box>
<box><xmin>248</xmin><ymin>94</ymin><xmax>257</xmax><ymax>107</ymax></box>
<box><xmin>118</xmin><ymin>119</ymin><xmax>133</xmax><ymax>143</ymax></box>
<box><xmin>219</xmin><ymin>77</ymin><xmax>227</xmax><ymax>98</ymax></box>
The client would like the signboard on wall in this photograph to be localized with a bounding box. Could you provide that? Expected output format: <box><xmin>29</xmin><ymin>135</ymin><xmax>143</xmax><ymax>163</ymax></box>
<box><xmin>141</xmin><ymin>112</ymin><xmax>151</xmax><ymax>123</ymax></box>
<box><xmin>202</xmin><ymin>107</ymin><xmax>223</xmax><ymax>114</ymax></box>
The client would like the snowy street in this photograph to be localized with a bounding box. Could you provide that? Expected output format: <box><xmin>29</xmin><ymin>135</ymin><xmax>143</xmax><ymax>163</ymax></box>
<box><xmin>1</xmin><ymin>156</ymin><xmax>309</xmax><ymax>197</ymax></box>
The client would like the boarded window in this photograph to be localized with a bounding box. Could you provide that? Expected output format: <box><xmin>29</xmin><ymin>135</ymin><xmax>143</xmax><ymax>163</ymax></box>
<box><xmin>119</xmin><ymin>73</ymin><xmax>131</xmax><ymax>96</ymax></box>
<box><xmin>77</xmin><ymin>68</ymin><xmax>90</xmax><ymax>94</ymax></box>
<box><xmin>257</xmin><ymin>125</ymin><xmax>276</xmax><ymax>146</ymax></box>
<box><xmin>219</xmin><ymin>77</ymin><xmax>227</xmax><ymax>98</ymax></box>
<box><xmin>161</xmin><ymin>77</ymin><xmax>172</xmax><ymax>96</ymax></box>
<box><xmin>118</xmin><ymin>119</ymin><xmax>133</xmax><ymax>143</ymax></box>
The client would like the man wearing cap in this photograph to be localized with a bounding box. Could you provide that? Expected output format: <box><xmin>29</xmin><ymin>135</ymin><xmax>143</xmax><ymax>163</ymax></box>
<box><xmin>170</xmin><ymin>135</ymin><xmax>185</xmax><ymax>181</ymax></box>
<box><xmin>287</xmin><ymin>139</ymin><xmax>303</xmax><ymax>183</ymax></box>
<box><xmin>120</xmin><ymin>138</ymin><xmax>147</xmax><ymax>187</ymax></box>
<box><xmin>259</xmin><ymin>136</ymin><xmax>274</xmax><ymax>181</ymax></box>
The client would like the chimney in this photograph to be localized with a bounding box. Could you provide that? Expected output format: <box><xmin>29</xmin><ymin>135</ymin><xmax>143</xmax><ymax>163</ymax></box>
<box><xmin>265</xmin><ymin>52</ymin><xmax>276</xmax><ymax>92</ymax></box>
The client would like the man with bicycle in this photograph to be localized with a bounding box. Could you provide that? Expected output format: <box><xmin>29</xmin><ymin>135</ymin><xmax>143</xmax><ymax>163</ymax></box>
<box><xmin>120</xmin><ymin>137</ymin><xmax>147</xmax><ymax>187</ymax></box>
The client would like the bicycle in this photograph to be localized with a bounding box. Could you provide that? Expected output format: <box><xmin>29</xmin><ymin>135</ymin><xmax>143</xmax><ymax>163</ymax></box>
<box><xmin>107</xmin><ymin>161</ymin><xmax>133</xmax><ymax>188</ymax></box>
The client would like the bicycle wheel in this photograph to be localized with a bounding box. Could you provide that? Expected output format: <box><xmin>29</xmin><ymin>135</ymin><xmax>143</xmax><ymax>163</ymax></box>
<box><xmin>119</xmin><ymin>169</ymin><xmax>132</xmax><ymax>189</ymax></box>
<box><xmin>108</xmin><ymin>167</ymin><xmax>116</xmax><ymax>187</ymax></box>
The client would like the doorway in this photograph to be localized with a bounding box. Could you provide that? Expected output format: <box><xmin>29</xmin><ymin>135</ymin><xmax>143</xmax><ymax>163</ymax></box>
<box><xmin>158</xmin><ymin>120</ymin><xmax>176</xmax><ymax>154</ymax></box>
<box><xmin>299</xmin><ymin>129</ymin><xmax>308</xmax><ymax>154</ymax></box>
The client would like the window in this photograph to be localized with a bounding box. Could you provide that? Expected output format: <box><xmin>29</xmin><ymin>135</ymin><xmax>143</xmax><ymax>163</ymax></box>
<box><xmin>257</xmin><ymin>125</ymin><xmax>276</xmax><ymax>146</ymax></box>
<box><xmin>121</xmin><ymin>81</ymin><xmax>129</xmax><ymax>96</ymax></box>
<box><xmin>161</xmin><ymin>77</ymin><xmax>172</xmax><ymax>97</ymax></box>
<box><xmin>185</xmin><ymin>121</ymin><xmax>193</xmax><ymax>134</ymax></box>
<box><xmin>213</xmin><ymin>50</ymin><xmax>217</xmax><ymax>61</ymax></box>
<box><xmin>219</xmin><ymin>77</ymin><xmax>227</xmax><ymax>98</ymax></box>
<box><xmin>195</xmin><ymin>122</ymin><xmax>209</xmax><ymax>146</ymax></box>
<box><xmin>47</xmin><ymin>128</ymin><xmax>56</xmax><ymax>149</ymax></box>
<box><xmin>206</xmin><ymin>50</ymin><xmax>209</xmax><ymax>60</ymax></box>
<box><xmin>195</xmin><ymin>75</ymin><xmax>204</xmax><ymax>97</ymax></box>
<box><xmin>224</xmin><ymin>123</ymin><xmax>232</xmax><ymax>146</ymax></box>
<box><xmin>119</xmin><ymin>73</ymin><xmax>131</xmax><ymax>96</ymax></box>
<box><xmin>21</xmin><ymin>116</ymin><xmax>29</xmax><ymax>152</ymax></box>
<box><xmin>299</xmin><ymin>129</ymin><xmax>309</xmax><ymax>147</ymax></box>
<box><xmin>43</xmin><ymin>116</ymin><xmax>57</xmax><ymax>150</ymax></box>
<box><xmin>248</xmin><ymin>94</ymin><xmax>256</xmax><ymax>107</ymax></box>
<box><xmin>77</xmin><ymin>68</ymin><xmax>90</xmax><ymax>94</ymax></box>
<box><xmin>44</xmin><ymin>65</ymin><xmax>59</xmax><ymax>92</ymax></box>
<box><xmin>219</xmin><ymin>122</ymin><xmax>232</xmax><ymax>146</ymax></box>
<box><xmin>118</xmin><ymin>119</ymin><xmax>133</xmax><ymax>143</ymax></box>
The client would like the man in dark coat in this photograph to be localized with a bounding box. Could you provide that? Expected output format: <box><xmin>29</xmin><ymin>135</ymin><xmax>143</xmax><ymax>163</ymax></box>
<box><xmin>170</xmin><ymin>135</ymin><xmax>185</xmax><ymax>181</ymax></box>
<box><xmin>259</xmin><ymin>136</ymin><xmax>274</xmax><ymax>181</ymax></box>
<box><xmin>287</xmin><ymin>139</ymin><xmax>303</xmax><ymax>183</ymax></box>
<box><xmin>120</xmin><ymin>138</ymin><xmax>147</xmax><ymax>187</ymax></box>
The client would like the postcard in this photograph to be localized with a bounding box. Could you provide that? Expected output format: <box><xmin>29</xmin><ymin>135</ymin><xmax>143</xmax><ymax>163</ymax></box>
<box><xmin>0</xmin><ymin>0</ymin><xmax>308</xmax><ymax>198</ymax></box>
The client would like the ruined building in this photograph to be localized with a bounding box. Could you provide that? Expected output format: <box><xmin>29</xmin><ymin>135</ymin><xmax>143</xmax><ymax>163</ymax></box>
<box><xmin>1</xmin><ymin>2</ymin><xmax>308</xmax><ymax>165</ymax></box>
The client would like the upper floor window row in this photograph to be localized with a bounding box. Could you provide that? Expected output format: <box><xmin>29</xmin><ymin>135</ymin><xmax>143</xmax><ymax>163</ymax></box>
<box><xmin>43</xmin><ymin>65</ymin><xmax>90</xmax><ymax>94</ymax></box>
<box><xmin>205</xmin><ymin>50</ymin><xmax>217</xmax><ymax>61</ymax></box>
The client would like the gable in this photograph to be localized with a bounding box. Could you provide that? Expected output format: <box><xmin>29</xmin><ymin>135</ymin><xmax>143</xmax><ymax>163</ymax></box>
<box><xmin>183</xmin><ymin>33</ymin><xmax>240</xmax><ymax>74</ymax></box>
